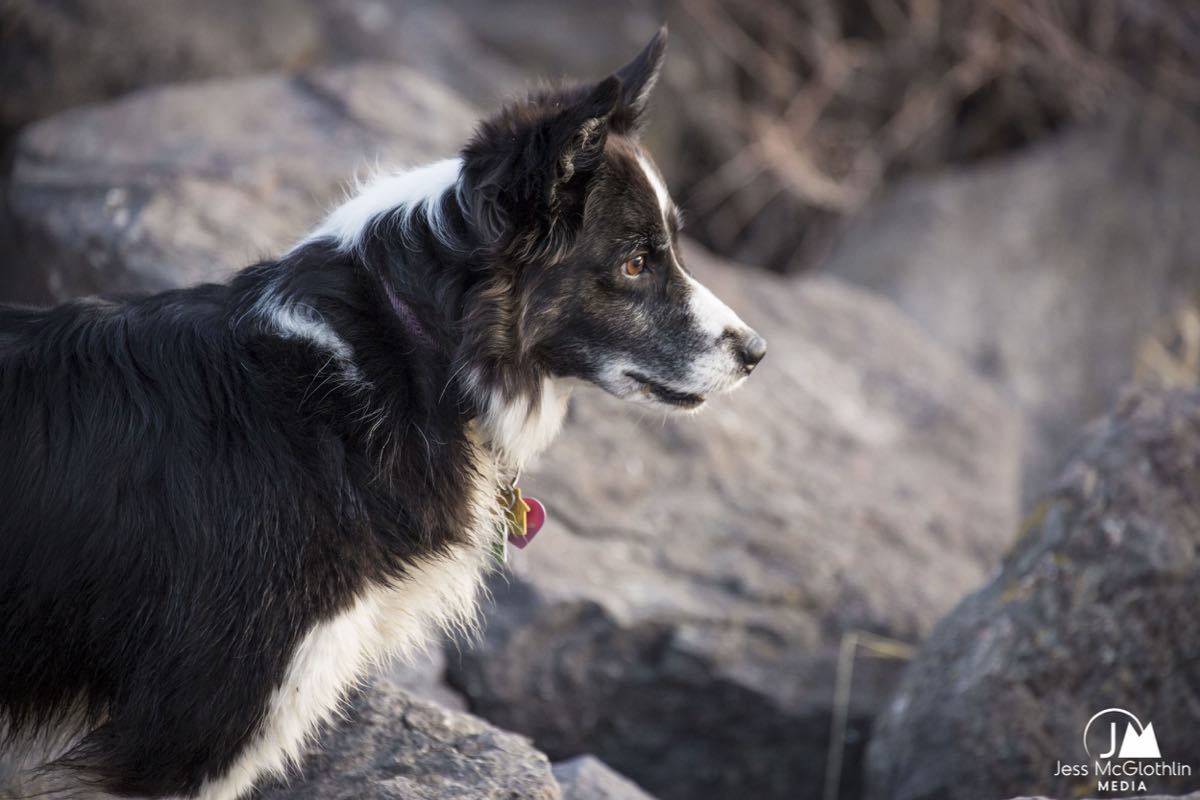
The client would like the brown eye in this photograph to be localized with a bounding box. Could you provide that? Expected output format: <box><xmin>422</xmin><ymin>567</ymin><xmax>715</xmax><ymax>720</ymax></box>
<box><xmin>622</xmin><ymin>255</ymin><xmax>646</xmax><ymax>277</ymax></box>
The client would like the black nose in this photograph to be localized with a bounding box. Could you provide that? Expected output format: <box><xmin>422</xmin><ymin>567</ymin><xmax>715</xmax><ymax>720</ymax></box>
<box><xmin>737</xmin><ymin>331</ymin><xmax>767</xmax><ymax>372</ymax></box>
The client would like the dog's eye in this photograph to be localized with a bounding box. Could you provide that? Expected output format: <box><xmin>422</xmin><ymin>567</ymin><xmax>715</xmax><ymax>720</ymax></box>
<box><xmin>622</xmin><ymin>255</ymin><xmax>646</xmax><ymax>278</ymax></box>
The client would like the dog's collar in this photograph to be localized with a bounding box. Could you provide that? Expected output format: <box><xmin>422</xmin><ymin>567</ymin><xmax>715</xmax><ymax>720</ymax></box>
<box><xmin>383</xmin><ymin>281</ymin><xmax>438</xmax><ymax>350</ymax></box>
<box><xmin>382</xmin><ymin>283</ymin><xmax>553</xmax><ymax>562</ymax></box>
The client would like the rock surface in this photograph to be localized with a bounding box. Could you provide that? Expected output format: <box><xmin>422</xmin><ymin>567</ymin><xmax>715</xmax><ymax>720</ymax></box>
<box><xmin>385</xmin><ymin>649</ymin><xmax>467</xmax><ymax>713</ymax></box>
<box><xmin>256</xmin><ymin>673</ymin><xmax>560</xmax><ymax>800</ymax></box>
<box><xmin>553</xmin><ymin>756</ymin><xmax>657</xmax><ymax>800</ymax></box>
<box><xmin>449</xmin><ymin>241</ymin><xmax>1020</xmax><ymax>800</ymax></box>
<box><xmin>866</xmin><ymin>388</ymin><xmax>1200</xmax><ymax>800</ymax></box>
<box><xmin>5</xmin><ymin>62</ymin><xmax>478</xmax><ymax>302</ymax></box>
<box><xmin>0</xmin><ymin>0</ymin><xmax>656</xmax><ymax>147</ymax></box>
<box><xmin>1</xmin><ymin>0</ymin><xmax>324</xmax><ymax>146</ymax></box>
<box><xmin>820</xmin><ymin>125</ymin><xmax>1200</xmax><ymax>500</ymax></box>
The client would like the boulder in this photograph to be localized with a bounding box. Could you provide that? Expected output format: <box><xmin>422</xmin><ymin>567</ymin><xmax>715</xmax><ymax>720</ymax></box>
<box><xmin>0</xmin><ymin>0</ymin><xmax>655</xmax><ymax>147</ymax></box>
<box><xmin>315</xmin><ymin>0</ymin><xmax>661</xmax><ymax>108</ymax></box>
<box><xmin>553</xmin><ymin>756</ymin><xmax>656</xmax><ymax>800</ymax></box>
<box><xmin>820</xmin><ymin>125</ymin><xmax>1200</xmax><ymax>500</ymax></box>
<box><xmin>1</xmin><ymin>0</ymin><xmax>325</xmax><ymax>147</ymax></box>
<box><xmin>866</xmin><ymin>388</ymin><xmax>1200</xmax><ymax>800</ymax></box>
<box><xmin>385</xmin><ymin>649</ymin><xmax>467</xmax><ymax>713</ymax></box>
<box><xmin>448</xmin><ymin>241</ymin><xmax>1020</xmax><ymax>800</ymax></box>
<box><xmin>256</xmin><ymin>672</ymin><xmax>560</xmax><ymax>800</ymax></box>
<box><xmin>5</xmin><ymin>63</ymin><xmax>478</xmax><ymax>302</ymax></box>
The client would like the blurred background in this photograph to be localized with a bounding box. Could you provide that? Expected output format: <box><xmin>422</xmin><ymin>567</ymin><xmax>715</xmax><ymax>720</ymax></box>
<box><xmin>2</xmin><ymin>2</ymin><xmax>1199</xmax><ymax>800</ymax></box>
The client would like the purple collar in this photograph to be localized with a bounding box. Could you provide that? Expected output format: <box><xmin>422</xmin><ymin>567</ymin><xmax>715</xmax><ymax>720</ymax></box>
<box><xmin>383</xmin><ymin>282</ymin><xmax>438</xmax><ymax>350</ymax></box>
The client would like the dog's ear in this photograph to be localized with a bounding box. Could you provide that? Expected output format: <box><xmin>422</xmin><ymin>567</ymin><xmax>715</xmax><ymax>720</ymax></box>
<box><xmin>611</xmin><ymin>26</ymin><xmax>668</xmax><ymax>135</ymax></box>
<box><xmin>463</xmin><ymin>76</ymin><xmax>620</xmax><ymax>260</ymax></box>
<box><xmin>549</xmin><ymin>75</ymin><xmax>622</xmax><ymax>205</ymax></box>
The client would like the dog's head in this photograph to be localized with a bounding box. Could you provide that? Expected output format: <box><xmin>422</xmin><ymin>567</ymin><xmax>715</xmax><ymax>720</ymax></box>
<box><xmin>461</xmin><ymin>27</ymin><xmax>765</xmax><ymax>411</ymax></box>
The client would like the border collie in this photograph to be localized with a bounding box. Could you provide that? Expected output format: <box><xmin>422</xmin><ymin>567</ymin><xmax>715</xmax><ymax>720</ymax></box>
<box><xmin>0</xmin><ymin>28</ymin><xmax>765</xmax><ymax>799</ymax></box>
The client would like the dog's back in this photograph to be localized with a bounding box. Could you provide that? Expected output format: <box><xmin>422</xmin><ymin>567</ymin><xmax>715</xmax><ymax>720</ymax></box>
<box><xmin>0</xmin><ymin>289</ymin><xmax>319</xmax><ymax>795</ymax></box>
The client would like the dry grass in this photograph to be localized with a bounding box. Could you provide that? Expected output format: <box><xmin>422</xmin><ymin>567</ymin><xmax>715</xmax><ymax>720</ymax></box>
<box><xmin>675</xmin><ymin>0</ymin><xmax>1200</xmax><ymax>272</ymax></box>
<box><xmin>1136</xmin><ymin>299</ymin><xmax>1200</xmax><ymax>389</ymax></box>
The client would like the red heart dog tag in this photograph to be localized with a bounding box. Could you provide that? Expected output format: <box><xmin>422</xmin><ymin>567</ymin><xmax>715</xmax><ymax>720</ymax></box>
<box><xmin>508</xmin><ymin>496</ymin><xmax>546</xmax><ymax>549</ymax></box>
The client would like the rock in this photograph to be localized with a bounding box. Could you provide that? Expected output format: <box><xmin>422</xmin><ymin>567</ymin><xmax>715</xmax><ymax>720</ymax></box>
<box><xmin>820</xmin><ymin>125</ymin><xmax>1200</xmax><ymax>501</ymax></box>
<box><xmin>385</xmin><ymin>649</ymin><xmax>467</xmax><ymax>713</ymax></box>
<box><xmin>6</xmin><ymin>62</ymin><xmax>478</xmax><ymax>302</ymax></box>
<box><xmin>866</xmin><ymin>388</ymin><xmax>1200</xmax><ymax>800</ymax></box>
<box><xmin>0</xmin><ymin>0</ymin><xmax>651</xmax><ymax>148</ymax></box>
<box><xmin>256</xmin><ymin>672</ymin><xmax>560</xmax><ymax>800</ymax></box>
<box><xmin>317</xmin><ymin>0</ymin><xmax>660</xmax><ymax>107</ymax></box>
<box><xmin>1</xmin><ymin>0</ymin><xmax>325</xmax><ymax>147</ymax></box>
<box><xmin>448</xmin><ymin>241</ymin><xmax>1021</xmax><ymax>800</ymax></box>
<box><xmin>553</xmin><ymin>756</ymin><xmax>656</xmax><ymax>800</ymax></box>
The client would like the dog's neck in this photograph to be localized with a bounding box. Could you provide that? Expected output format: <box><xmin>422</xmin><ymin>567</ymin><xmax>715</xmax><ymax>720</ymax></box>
<box><xmin>256</xmin><ymin>160</ymin><xmax>571</xmax><ymax>472</ymax></box>
<box><xmin>469</xmin><ymin>374</ymin><xmax>572</xmax><ymax>470</ymax></box>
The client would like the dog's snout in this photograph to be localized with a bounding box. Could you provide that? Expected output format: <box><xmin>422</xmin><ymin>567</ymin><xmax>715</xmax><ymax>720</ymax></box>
<box><xmin>732</xmin><ymin>329</ymin><xmax>767</xmax><ymax>372</ymax></box>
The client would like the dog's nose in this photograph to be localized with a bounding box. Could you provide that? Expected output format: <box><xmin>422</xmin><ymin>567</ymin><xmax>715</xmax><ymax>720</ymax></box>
<box><xmin>736</xmin><ymin>330</ymin><xmax>767</xmax><ymax>372</ymax></box>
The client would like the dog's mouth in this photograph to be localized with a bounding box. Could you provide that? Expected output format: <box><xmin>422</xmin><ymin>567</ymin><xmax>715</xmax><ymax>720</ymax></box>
<box><xmin>625</xmin><ymin>372</ymin><xmax>706</xmax><ymax>410</ymax></box>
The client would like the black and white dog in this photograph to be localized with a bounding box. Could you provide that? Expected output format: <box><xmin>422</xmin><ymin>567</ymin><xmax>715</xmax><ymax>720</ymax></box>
<box><xmin>0</xmin><ymin>29</ymin><xmax>764</xmax><ymax>799</ymax></box>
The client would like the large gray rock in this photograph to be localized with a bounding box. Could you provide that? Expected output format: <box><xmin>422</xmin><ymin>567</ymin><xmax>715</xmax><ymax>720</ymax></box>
<box><xmin>553</xmin><ymin>756</ymin><xmax>656</xmax><ymax>800</ymax></box>
<box><xmin>1</xmin><ymin>0</ymin><xmax>324</xmax><ymax>145</ymax></box>
<box><xmin>256</xmin><ymin>672</ymin><xmax>560</xmax><ymax>800</ymax></box>
<box><xmin>820</xmin><ymin>125</ymin><xmax>1200</xmax><ymax>500</ymax></box>
<box><xmin>0</xmin><ymin>0</ymin><xmax>655</xmax><ymax>145</ymax></box>
<box><xmin>318</xmin><ymin>0</ymin><xmax>660</xmax><ymax>105</ymax></box>
<box><xmin>385</xmin><ymin>649</ymin><xmax>467</xmax><ymax>713</ymax></box>
<box><xmin>5</xmin><ymin>63</ymin><xmax>478</xmax><ymax>302</ymax></box>
<box><xmin>449</xmin><ymin>242</ymin><xmax>1021</xmax><ymax>800</ymax></box>
<box><xmin>866</xmin><ymin>388</ymin><xmax>1200</xmax><ymax>800</ymax></box>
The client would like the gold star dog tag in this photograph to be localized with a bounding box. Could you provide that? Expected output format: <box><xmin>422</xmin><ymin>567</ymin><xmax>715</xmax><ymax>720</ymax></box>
<box><xmin>505</xmin><ymin>486</ymin><xmax>529</xmax><ymax>538</ymax></box>
<box><xmin>493</xmin><ymin>484</ymin><xmax>547</xmax><ymax>563</ymax></box>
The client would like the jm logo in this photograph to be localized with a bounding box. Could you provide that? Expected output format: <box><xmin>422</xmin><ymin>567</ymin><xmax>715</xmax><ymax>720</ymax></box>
<box><xmin>1083</xmin><ymin>708</ymin><xmax>1161</xmax><ymax>760</ymax></box>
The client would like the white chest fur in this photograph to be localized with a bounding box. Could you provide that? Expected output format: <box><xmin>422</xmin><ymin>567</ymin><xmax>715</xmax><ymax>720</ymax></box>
<box><xmin>199</xmin><ymin>455</ymin><xmax>503</xmax><ymax>800</ymax></box>
<box><xmin>476</xmin><ymin>376</ymin><xmax>573</xmax><ymax>470</ymax></box>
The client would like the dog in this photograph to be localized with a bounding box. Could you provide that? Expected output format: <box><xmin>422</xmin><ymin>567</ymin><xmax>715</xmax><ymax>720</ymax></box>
<box><xmin>0</xmin><ymin>28</ymin><xmax>765</xmax><ymax>799</ymax></box>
